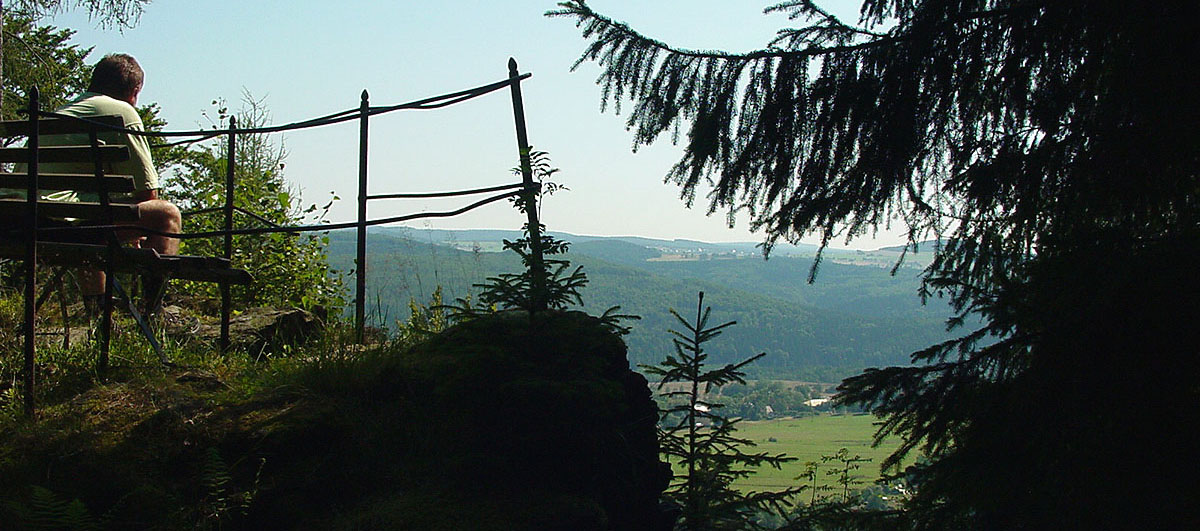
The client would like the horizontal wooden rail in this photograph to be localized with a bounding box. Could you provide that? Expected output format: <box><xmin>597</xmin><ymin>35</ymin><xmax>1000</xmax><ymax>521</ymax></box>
<box><xmin>367</xmin><ymin>182</ymin><xmax>524</xmax><ymax>200</ymax></box>
<box><xmin>38</xmin><ymin>188</ymin><xmax>524</xmax><ymax>240</ymax></box>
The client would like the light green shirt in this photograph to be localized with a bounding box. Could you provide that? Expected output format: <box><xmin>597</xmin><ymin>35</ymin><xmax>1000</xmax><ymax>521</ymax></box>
<box><xmin>21</xmin><ymin>92</ymin><xmax>159</xmax><ymax>203</ymax></box>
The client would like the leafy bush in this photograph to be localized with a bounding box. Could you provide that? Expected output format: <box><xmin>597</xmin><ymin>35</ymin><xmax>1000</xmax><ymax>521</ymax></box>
<box><xmin>155</xmin><ymin>95</ymin><xmax>344</xmax><ymax>312</ymax></box>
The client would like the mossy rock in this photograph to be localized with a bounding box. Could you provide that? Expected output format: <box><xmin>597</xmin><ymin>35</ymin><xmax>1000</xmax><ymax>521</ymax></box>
<box><xmin>400</xmin><ymin>311</ymin><xmax>669</xmax><ymax>528</ymax></box>
<box><xmin>244</xmin><ymin>311</ymin><xmax>669</xmax><ymax>529</ymax></box>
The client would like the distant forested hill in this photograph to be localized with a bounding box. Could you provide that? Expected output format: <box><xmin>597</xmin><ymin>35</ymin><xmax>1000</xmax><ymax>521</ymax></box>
<box><xmin>326</xmin><ymin>228</ymin><xmax>956</xmax><ymax>382</ymax></box>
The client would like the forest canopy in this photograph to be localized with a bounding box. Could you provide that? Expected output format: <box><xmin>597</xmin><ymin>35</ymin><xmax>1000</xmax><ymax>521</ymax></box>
<box><xmin>553</xmin><ymin>1</ymin><xmax>1199</xmax><ymax>527</ymax></box>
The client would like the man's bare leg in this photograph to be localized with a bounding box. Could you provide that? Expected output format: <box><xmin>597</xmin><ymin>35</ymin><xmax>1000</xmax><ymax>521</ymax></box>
<box><xmin>136</xmin><ymin>199</ymin><xmax>181</xmax><ymax>255</ymax></box>
<box><xmin>77</xmin><ymin>268</ymin><xmax>105</xmax><ymax>341</ymax></box>
<box><xmin>78</xmin><ymin>269</ymin><xmax>105</xmax><ymax>297</ymax></box>
<box><xmin>136</xmin><ymin>199</ymin><xmax>182</xmax><ymax>315</ymax></box>
<box><xmin>76</xmin><ymin>200</ymin><xmax>180</xmax><ymax>315</ymax></box>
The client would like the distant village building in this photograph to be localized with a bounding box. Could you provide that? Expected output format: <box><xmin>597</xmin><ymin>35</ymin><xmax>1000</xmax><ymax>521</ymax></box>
<box><xmin>804</xmin><ymin>398</ymin><xmax>831</xmax><ymax>407</ymax></box>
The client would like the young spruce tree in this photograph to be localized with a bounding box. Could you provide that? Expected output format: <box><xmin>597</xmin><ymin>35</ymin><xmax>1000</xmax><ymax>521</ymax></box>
<box><xmin>642</xmin><ymin>292</ymin><xmax>799</xmax><ymax>529</ymax></box>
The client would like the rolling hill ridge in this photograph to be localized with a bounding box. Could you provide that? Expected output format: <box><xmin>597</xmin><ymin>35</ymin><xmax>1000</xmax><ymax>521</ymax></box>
<box><xmin>326</xmin><ymin>228</ymin><xmax>956</xmax><ymax>382</ymax></box>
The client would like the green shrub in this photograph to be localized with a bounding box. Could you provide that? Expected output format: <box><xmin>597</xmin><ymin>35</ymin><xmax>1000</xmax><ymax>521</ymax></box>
<box><xmin>155</xmin><ymin>96</ymin><xmax>344</xmax><ymax>313</ymax></box>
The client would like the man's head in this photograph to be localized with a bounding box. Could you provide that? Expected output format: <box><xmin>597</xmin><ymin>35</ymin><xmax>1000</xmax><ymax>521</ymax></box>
<box><xmin>88</xmin><ymin>54</ymin><xmax>144</xmax><ymax>106</ymax></box>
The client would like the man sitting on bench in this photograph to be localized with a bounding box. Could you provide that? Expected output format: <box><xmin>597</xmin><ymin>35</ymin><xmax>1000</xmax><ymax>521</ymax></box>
<box><xmin>40</xmin><ymin>53</ymin><xmax>182</xmax><ymax>313</ymax></box>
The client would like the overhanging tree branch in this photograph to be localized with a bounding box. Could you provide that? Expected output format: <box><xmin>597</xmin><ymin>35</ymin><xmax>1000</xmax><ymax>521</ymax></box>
<box><xmin>7</xmin><ymin>0</ymin><xmax>151</xmax><ymax>29</ymax></box>
<box><xmin>549</xmin><ymin>0</ymin><xmax>896</xmax><ymax>63</ymax></box>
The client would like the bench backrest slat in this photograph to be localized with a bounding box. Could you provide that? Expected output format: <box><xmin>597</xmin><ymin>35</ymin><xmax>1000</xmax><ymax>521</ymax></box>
<box><xmin>0</xmin><ymin>173</ymin><xmax>136</xmax><ymax>193</ymax></box>
<box><xmin>0</xmin><ymin>113</ymin><xmax>140</xmax><ymax>227</ymax></box>
<box><xmin>0</xmin><ymin>115</ymin><xmax>126</xmax><ymax>137</ymax></box>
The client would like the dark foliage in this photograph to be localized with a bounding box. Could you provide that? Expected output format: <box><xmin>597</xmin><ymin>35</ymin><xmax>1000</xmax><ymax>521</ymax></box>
<box><xmin>844</xmin><ymin>234</ymin><xmax>1200</xmax><ymax>528</ymax></box>
<box><xmin>550</xmin><ymin>0</ymin><xmax>1198</xmax><ymax>288</ymax></box>
<box><xmin>1</xmin><ymin>13</ymin><xmax>90</xmax><ymax>123</ymax></box>
<box><xmin>452</xmin><ymin>147</ymin><xmax>639</xmax><ymax>333</ymax></box>
<box><xmin>553</xmin><ymin>1</ymin><xmax>1200</xmax><ymax>527</ymax></box>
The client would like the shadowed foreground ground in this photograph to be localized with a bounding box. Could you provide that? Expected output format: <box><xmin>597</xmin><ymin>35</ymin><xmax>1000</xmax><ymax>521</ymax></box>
<box><xmin>0</xmin><ymin>310</ymin><xmax>669</xmax><ymax>530</ymax></box>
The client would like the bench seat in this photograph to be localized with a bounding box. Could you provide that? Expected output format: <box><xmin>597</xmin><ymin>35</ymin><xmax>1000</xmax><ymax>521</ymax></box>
<box><xmin>0</xmin><ymin>198</ymin><xmax>141</xmax><ymax>222</ymax></box>
<box><xmin>0</xmin><ymin>240</ymin><xmax>252</xmax><ymax>284</ymax></box>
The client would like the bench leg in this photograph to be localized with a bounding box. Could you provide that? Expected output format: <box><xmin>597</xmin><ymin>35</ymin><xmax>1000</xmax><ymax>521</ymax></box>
<box><xmin>142</xmin><ymin>273</ymin><xmax>167</xmax><ymax>318</ymax></box>
<box><xmin>33</xmin><ymin>267</ymin><xmax>67</xmax><ymax>311</ymax></box>
<box><xmin>112</xmin><ymin>275</ymin><xmax>169</xmax><ymax>366</ymax></box>
<box><xmin>22</xmin><ymin>256</ymin><xmax>36</xmax><ymax>418</ymax></box>
<box><xmin>58</xmin><ymin>272</ymin><xmax>70</xmax><ymax>350</ymax></box>
<box><xmin>33</xmin><ymin>268</ymin><xmax>71</xmax><ymax>350</ymax></box>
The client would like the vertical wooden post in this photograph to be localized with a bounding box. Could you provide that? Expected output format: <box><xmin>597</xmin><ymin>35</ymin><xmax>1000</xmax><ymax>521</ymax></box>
<box><xmin>507</xmin><ymin>58</ymin><xmax>546</xmax><ymax>312</ymax></box>
<box><xmin>92</xmin><ymin>128</ymin><xmax>113</xmax><ymax>372</ymax></box>
<box><xmin>355</xmin><ymin>90</ymin><xmax>369</xmax><ymax>343</ymax></box>
<box><xmin>23</xmin><ymin>86</ymin><xmax>39</xmax><ymax>417</ymax></box>
<box><xmin>58</xmin><ymin>275</ymin><xmax>69</xmax><ymax>350</ymax></box>
<box><xmin>220</xmin><ymin>117</ymin><xmax>236</xmax><ymax>352</ymax></box>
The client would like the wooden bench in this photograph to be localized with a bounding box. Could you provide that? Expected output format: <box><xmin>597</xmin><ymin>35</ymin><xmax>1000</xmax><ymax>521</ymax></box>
<box><xmin>1</xmin><ymin>94</ymin><xmax>251</xmax><ymax>413</ymax></box>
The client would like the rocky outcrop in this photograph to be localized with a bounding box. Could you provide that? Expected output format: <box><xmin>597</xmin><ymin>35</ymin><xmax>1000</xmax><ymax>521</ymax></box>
<box><xmin>397</xmin><ymin>310</ymin><xmax>672</xmax><ymax>529</ymax></box>
<box><xmin>165</xmin><ymin>305</ymin><xmax>322</xmax><ymax>357</ymax></box>
<box><xmin>240</xmin><ymin>310</ymin><xmax>672</xmax><ymax>529</ymax></box>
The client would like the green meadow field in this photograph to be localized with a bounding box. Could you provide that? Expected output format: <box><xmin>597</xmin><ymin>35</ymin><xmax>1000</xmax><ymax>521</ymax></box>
<box><xmin>726</xmin><ymin>414</ymin><xmax>907</xmax><ymax>493</ymax></box>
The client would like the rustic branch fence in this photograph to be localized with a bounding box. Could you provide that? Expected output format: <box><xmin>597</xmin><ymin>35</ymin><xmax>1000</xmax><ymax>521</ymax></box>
<box><xmin>14</xmin><ymin>59</ymin><xmax>547</xmax><ymax>415</ymax></box>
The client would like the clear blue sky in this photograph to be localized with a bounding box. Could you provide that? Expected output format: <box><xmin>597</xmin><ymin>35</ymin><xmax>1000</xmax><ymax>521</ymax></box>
<box><xmin>49</xmin><ymin>0</ymin><xmax>899</xmax><ymax>248</ymax></box>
